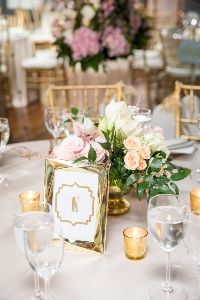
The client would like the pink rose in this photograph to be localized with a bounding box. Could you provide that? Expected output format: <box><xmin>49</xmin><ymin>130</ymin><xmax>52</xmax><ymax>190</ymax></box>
<box><xmin>53</xmin><ymin>135</ymin><xmax>84</xmax><ymax>160</ymax></box>
<box><xmin>124</xmin><ymin>136</ymin><xmax>141</xmax><ymax>151</ymax></box>
<box><xmin>124</xmin><ymin>150</ymin><xmax>140</xmax><ymax>170</ymax></box>
<box><xmin>81</xmin><ymin>142</ymin><xmax>107</xmax><ymax>163</ymax></box>
<box><xmin>137</xmin><ymin>159</ymin><xmax>147</xmax><ymax>171</ymax></box>
<box><xmin>140</xmin><ymin>144</ymin><xmax>151</xmax><ymax>160</ymax></box>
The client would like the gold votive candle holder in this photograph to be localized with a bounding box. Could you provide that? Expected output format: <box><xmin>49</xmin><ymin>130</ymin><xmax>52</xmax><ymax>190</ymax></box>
<box><xmin>123</xmin><ymin>227</ymin><xmax>148</xmax><ymax>260</ymax></box>
<box><xmin>190</xmin><ymin>188</ymin><xmax>200</xmax><ymax>212</ymax></box>
<box><xmin>19</xmin><ymin>191</ymin><xmax>40</xmax><ymax>212</ymax></box>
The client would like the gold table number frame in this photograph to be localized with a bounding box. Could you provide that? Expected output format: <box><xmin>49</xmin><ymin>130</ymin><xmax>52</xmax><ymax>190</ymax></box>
<box><xmin>44</xmin><ymin>158</ymin><xmax>110</xmax><ymax>253</ymax></box>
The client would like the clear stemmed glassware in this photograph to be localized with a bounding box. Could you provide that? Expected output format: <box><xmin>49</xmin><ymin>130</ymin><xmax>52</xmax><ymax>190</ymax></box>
<box><xmin>44</xmin><ymin>107</ymin><xmax>67</xmax><ymax>145</ymax></box>
<box><xmin>24</xmin><ymin>223</ymin><xmax>64</xmax><ymax>300</ymax></box>
<box><xmin>195</xmin><ymin>115</ymin><xmax>200</xmax><ymax>182</ymax></box>
<box><xmin>184</xmin><ymin>210</ymin><xmax>200</xmax><ymax>300</ymax></box>
<box><xmin>13</xmin><ymin>201</ymin><xmax>54</xmax><ymax>300</ymax></box>
<box><xmin>0</xmin><ymin>118</ymin><xmax>10</xmax><ymax>185</ymax></box>
<box><xmin>148</xmin><ymin>194</ymin><xmax>188</xmax><ymax>300</ymax></box>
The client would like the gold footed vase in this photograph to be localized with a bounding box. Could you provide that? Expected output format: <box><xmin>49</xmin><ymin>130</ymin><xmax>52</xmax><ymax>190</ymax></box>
<box><xmin>108</xmin><ymin>186</ymin><xmax>130</xmax><ymax>216</ymax></box>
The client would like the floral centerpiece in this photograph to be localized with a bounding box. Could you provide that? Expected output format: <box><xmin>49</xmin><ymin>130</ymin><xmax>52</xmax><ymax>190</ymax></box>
<box><xmin>52</xmin><ymin>0</ymin><xmax>151</xmax><ymax>71</ymax></box>
<box><xmin>53</xmin><ymin>101</ymin><xmax>190</xmax><ymax>215</ymax></box>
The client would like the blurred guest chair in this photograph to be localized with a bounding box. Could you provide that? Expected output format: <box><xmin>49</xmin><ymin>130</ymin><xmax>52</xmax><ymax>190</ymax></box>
<box><xmin>22</xmin><ymin>49</ymin><xmax>65</xmax><ymax>104</ymax></box>
<box><xmin>175</xmin><ymin>81</ymin><xmax>200</xmax><ymax>140</ymax></box>
<box><xmin>160</xmin><ymin>28</ymin><xmax>200</xmax><ymax>93</ymax></box>
<box><xmin>46</xmin><ymin>82</ymin><xmax>126</xmax><ymax>119</ymax></box>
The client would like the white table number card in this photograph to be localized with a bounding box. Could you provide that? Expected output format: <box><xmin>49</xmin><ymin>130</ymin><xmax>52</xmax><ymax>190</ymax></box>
<box><xmin>44</xmin><ymin>158</ymin><xmax>110</xmax><ymax>253</ymax></box>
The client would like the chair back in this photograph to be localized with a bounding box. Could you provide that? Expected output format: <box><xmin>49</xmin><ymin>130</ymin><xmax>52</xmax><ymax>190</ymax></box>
<box><xmin>175</xmin><ymin>81</ymin><xmax>200</xmax><ymax>140</ymax></box>
<box><xmin>46</xmin><ymin>83</ymin><xmax>127</xmax><ymax>118</ymax></box>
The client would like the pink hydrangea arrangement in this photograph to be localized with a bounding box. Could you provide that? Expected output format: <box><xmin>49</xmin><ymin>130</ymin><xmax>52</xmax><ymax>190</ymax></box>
<box><xmin>52</xmin><ymin>0</ymin><xmax>151</xmax><ymax>71</ymax></box>
<box><xmin>53</xmin><ymin>102</ymin><xmax>190</xmax><ymax>200</ymax></box>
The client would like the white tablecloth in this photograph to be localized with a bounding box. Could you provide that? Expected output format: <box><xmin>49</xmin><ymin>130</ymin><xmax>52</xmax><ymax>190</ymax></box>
<box><xmin>0</xmin><ymin>27</ymin><xmax>33</xmax><ymax>108</ymax></box>
<box><xmin>0</xmin><ymin>140</ymin><xmax>198</xmax><ymax>300</ymax></box>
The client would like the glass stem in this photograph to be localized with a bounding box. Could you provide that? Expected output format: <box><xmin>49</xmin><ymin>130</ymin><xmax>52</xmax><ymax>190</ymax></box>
<box><xmin>44</xmin><ymin>277</ymin><xmax>50</xmax><ymax>300</ymax></box>
<box><xmin>163</xmin><ymin>251</ymin><xmax>173</xmax><ymax>293</ymax></box>
<box><xmin>34</xmin><ymin>272</ymin><xmax>41</xmax><ymax>297</ymax></box>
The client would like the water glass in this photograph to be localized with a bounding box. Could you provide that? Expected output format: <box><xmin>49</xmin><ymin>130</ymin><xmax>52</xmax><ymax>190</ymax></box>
<box><xmin>130</xmin><ymin>107</ymin><xmax>151</xmax><ymax>134</ymax></box>
<box><xmin>0</xmin><ymin>118</ymin><xmax>10</xmax><ymax>186</ymax></box>
<box><xmin>24</xmin><ymin>223</ymin><xmax>64</xmax><ymax>300</ymax></box>
<box><xmin>13</xmin><ymin>200</ymin><xmax>53</xmax><ymax>300</ymax></box>
<box><xmin>148</xmin><ymin>195</ymin><xmax>188</xmax><ymax>300</ymax></box>
<box><xmin>184</xmin><ymin>210</ymin><xmax>200</xmax><ymax>300</ymax></box>
<box><xmin>44</xmin><ymin>107</ymin><xmax>67</xmax><ymax>144</ymax></box>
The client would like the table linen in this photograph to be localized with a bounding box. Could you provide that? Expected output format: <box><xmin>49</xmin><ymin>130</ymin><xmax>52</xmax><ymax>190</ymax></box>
<box><xmin>0</xmin><ymin>140</ymin><xmax>198</xmax><ymax>300</ymax></box>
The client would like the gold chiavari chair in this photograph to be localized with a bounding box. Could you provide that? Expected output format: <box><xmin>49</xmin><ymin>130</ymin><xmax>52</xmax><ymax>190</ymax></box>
<box><xmin>175</xmin><ymin>81</ymin><xmax>200</xmax><ymax>140</ymax></box>
<box><xmin>46</xmin><ymin>82</ymin><xmax>126</xmax><ymax>119</ymax></box>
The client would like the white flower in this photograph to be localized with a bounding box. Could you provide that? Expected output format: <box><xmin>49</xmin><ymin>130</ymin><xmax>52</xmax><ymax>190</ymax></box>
<box><xmin>99</xmin><ymin>99</ymin><xmax>141</xmax><ymax>137</ymax></box>
<box><xmin>89</xmin><ymin>0</ymin><xmax>100</xmax><ymax>9</ymax></box>
<box><xmin>81</xmin><ymin>5</ymin><xmax>95</xmax><ymax>21</ymax></box>
<box><xmin>143</xmin><ymin>132</ymin><xmax>169</xmax><ymax>156</ymax></box>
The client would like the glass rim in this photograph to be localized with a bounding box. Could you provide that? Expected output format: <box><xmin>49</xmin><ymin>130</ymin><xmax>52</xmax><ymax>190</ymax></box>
<box><xmin>123</xmin><ymin>227</ymin><xmax>148</xmax><ymax>239</ymax></box>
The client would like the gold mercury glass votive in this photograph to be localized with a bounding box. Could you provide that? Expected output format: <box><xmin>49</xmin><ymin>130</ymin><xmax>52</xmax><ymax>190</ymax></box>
<box><xmin>190</xmin><ymin>188</ymin><xmax>200</xmax><ymax>213</ymax></box>
<box><xmin>19</xmin><ymin>191</ymin><xmax>40</xmax><ymax>212</ymax></box>
<box><xmin>123</xmin><ymin>227</ymin><xmax>148</xmax><ymax>260</ymax></box>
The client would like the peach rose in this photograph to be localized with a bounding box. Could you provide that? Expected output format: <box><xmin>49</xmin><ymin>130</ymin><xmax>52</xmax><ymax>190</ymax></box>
<box><xmin>137</xmin><ymin>159</ymin><xmax>147</xmax><ymax>171</ymax></box>
<box><xmin>123</xmin><ymin>136</ymin><xmax>141</xmax><ymax>151</ymax></box>
<box><xmin>140</xmin><ymin>144</ymin><xmax>151</xmax><ymax>160</ymax></box>
<box><xmin>124</xmin><ymin>150</ymin><xmax>140</xmax><ymax>170</ymax></box>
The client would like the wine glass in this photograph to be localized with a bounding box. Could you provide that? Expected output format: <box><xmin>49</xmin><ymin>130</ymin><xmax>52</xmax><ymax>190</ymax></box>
<box><xmin>13</xmin><ymin>201</ymin><xmax>53</xmax><ymax>300</ymax></box>
<box><xmin>148</xmin><ymin>194</ymin><xmax>188</xmax><ymax>300</ymax></box>
<box><xmin>24</xmin><ymin>223</ymin><xmax>64</xmax><ymax>300</ymax></box>
<box><xmin>131</xmin><ymin>107</ymin><xmax>151</xmax><ymax>134</ymax></box>
<box><xmin>0</xmin><ymin>118</ymin><xmax>10</xmax><ymax>185</ymax></box>
<box><xmin>184</xmin><ymin>210</ymin><xmax>200</xmax><ymax>300</ymax></box>
<box><xmin>44</xmin><ymin>107</ymin><xmax>66</xmax><ymax>145</ymax></box>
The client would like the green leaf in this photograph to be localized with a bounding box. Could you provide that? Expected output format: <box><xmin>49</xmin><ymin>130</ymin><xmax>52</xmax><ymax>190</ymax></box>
<box><xmin>125</xmin><ymin>172</ymin><xmax>138</xmax><ymax>187</ymax></box>
<box><xmin>88</xmin><ymin>145</ymin><xmax>96</xmax><ymax>162</ymax></box>
<box><xmin>71</xmin><ymin>107</ymin><xmax>78</xmax><ymax>115</ymax></box>
<box><xmin>137</xmin><ymin>181</ymin><xmax>148</xmax><ymax>200</ymax></box>
<box><xmin>99</xmin><ymin>142</ymin><xmax>111</xmax><ymax>150</ymax></box>
<box><xmin>170</xmin><ymin>167</ymin><xmax>191</xmax><ymax>181</ymax></box>
<box><xmin>74</xmin><ymin>156</ymin><xmax>88</xmax><ymax>163</ymax></box>
<box><xmin>101</xmin><ymin>130</ymin><xmax>110</xmax><ymax>142</ymax></box>
<box><xmin>153</xmin><ymin>151</ymin><xmax>166</xmax><ymax>158</ymax></box>
<box><xmin>168</xmin><ymin>182</ymin><xmax>179</xmax><ymax>195</ymax></box>
<box><xmin>153</xmin><ymin>176</ymin><xmax>169</xmax><ymax>185</ymax></box>
<box><xmin>148</xmin><ymin>184</ymin><xmax>176</xmax><ymax>200</ymax></box>
<box><xmin>64</xmin><ymin>118</ymin><xmax>71</xmax><ymax>123</ymax></box>
<box><xmin>150</xmin><ymin>157</ymin><xmax>163</xmax><ymax>172</ymax></box>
